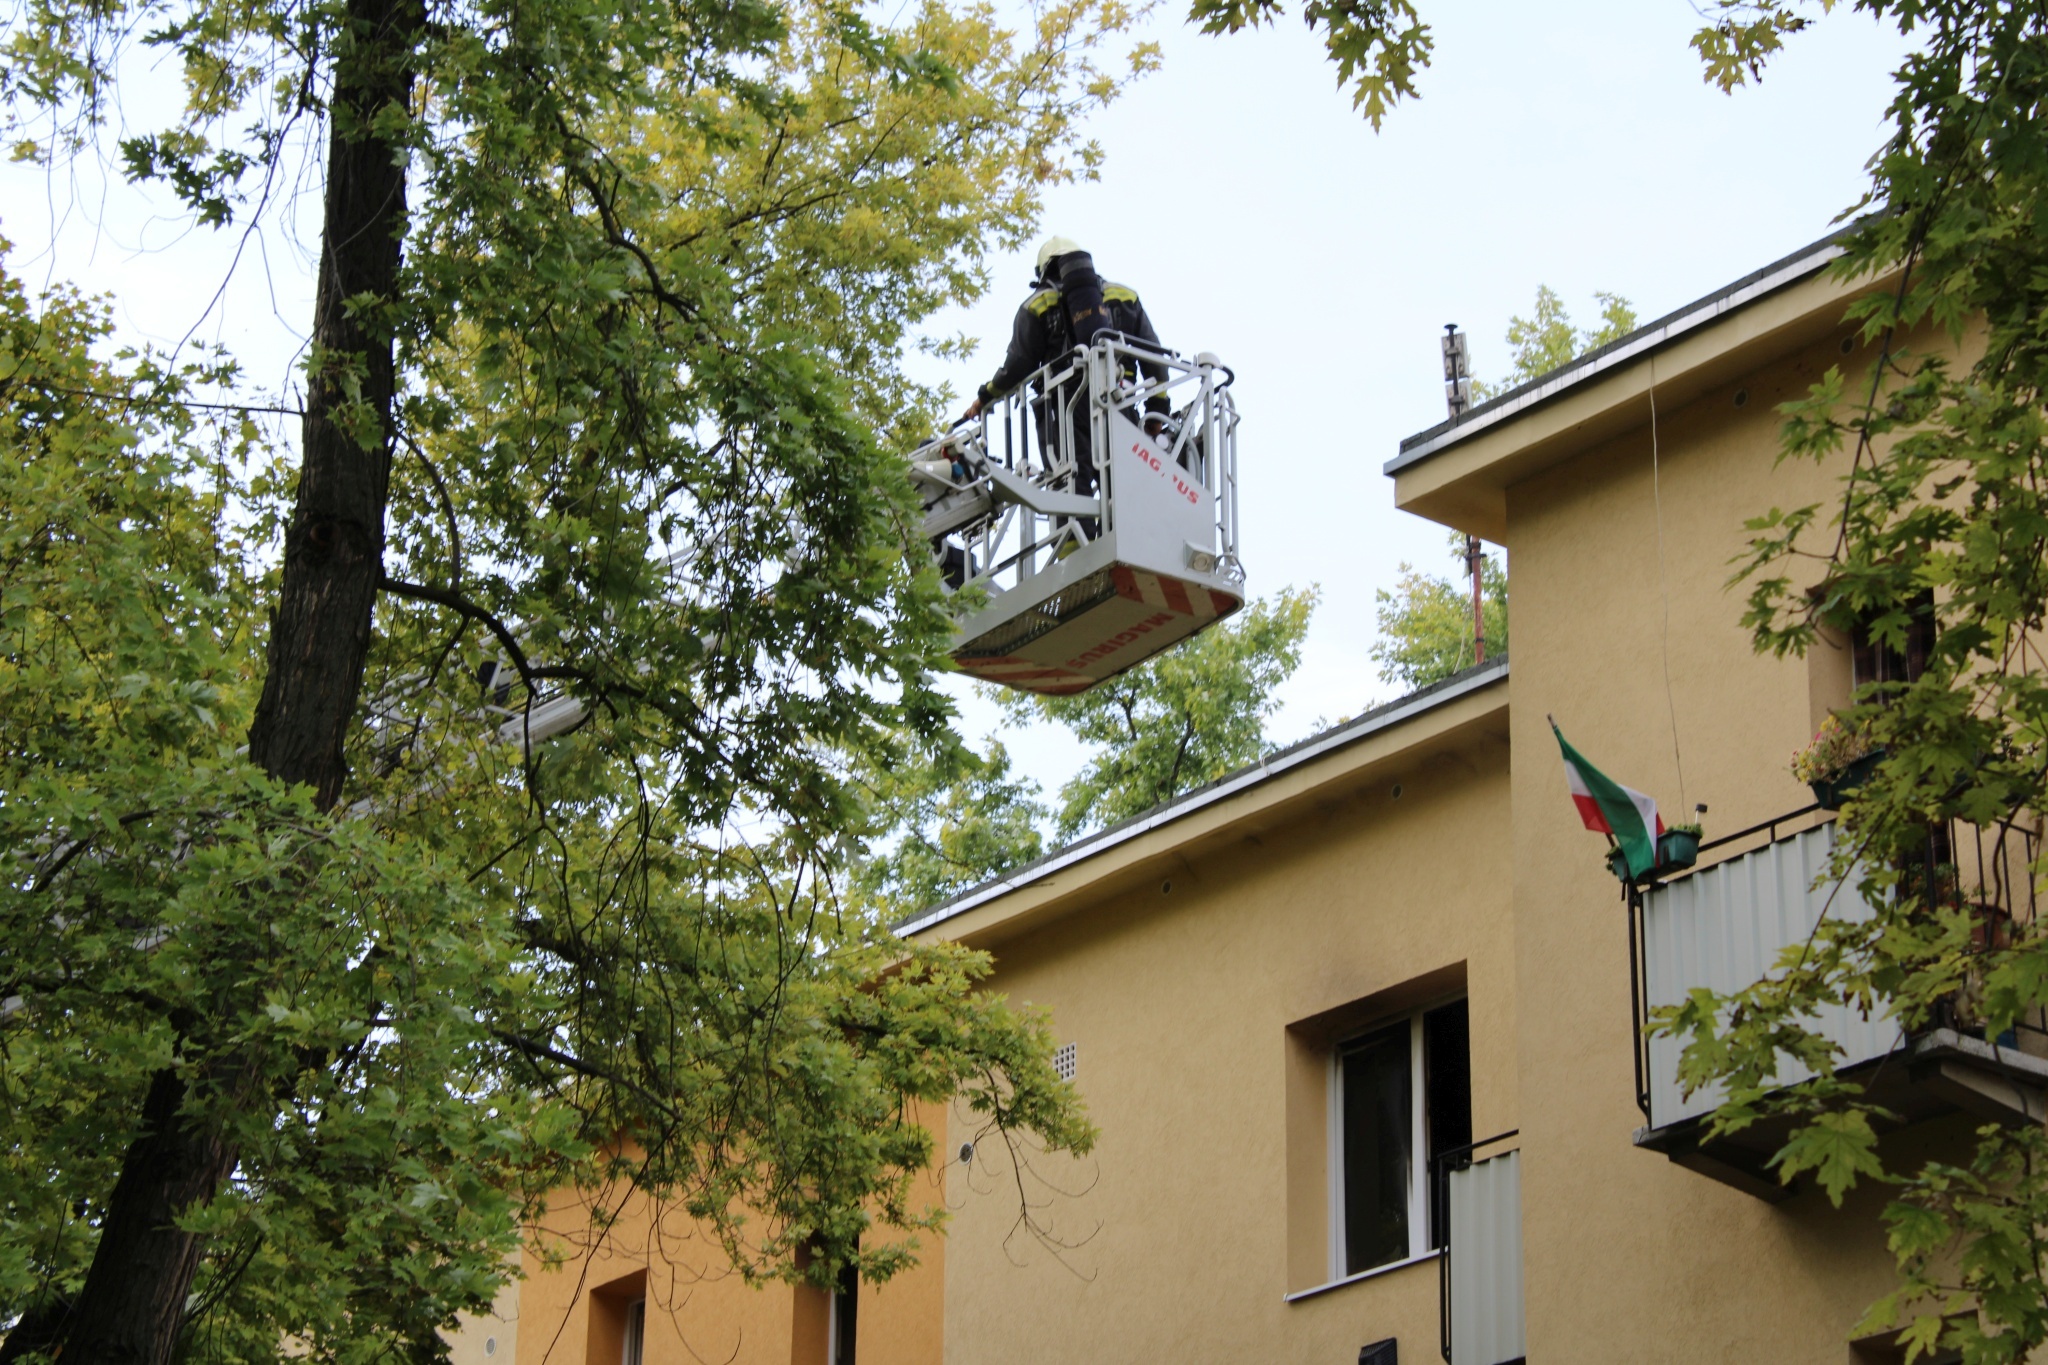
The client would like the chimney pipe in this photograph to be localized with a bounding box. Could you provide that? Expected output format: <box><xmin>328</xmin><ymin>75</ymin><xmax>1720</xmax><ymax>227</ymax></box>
<box><xmin>1465</xmin><ymin>534</ymin><xmax>1486</xmax><ymax>667</ymax></box>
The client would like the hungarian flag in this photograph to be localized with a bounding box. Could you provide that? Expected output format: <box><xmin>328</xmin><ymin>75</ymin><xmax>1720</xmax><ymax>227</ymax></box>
<box><xmin>1552</xmin><ymin>720</ymin><xmax>1663</xmax><ymax>878</ymax></box>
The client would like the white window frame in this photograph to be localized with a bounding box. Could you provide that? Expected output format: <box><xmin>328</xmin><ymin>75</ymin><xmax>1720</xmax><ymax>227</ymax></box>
<box><xmin>620</xmin><ymin>1298</ymin><xmax>646</xmax><ymax>1365</ymax></box>
<box><xmin>827</xmin><ymin>1262</ymin><xmax>857</xmax><ymax>1365</ymax></box>
<box><xmin>1327</xmin><ymin>1002</ymin><xmax>1447</xmax><ymax>1280</ymax></box>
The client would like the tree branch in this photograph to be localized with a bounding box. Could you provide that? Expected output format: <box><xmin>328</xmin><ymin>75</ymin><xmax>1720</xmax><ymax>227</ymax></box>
<box><xmin>376</xmin><ymin>573</ymin><xmax>545</xmax><ymax>696</ymax></box>
<box><xmin>493</xmin><ymin>1029</ymin><xmax>676</xmax><ymax>1118</ymax></box>
<box><xmin>399</xmin><ymin>434</ymin><xmax>463</xmax><ymax>591</ymax></box>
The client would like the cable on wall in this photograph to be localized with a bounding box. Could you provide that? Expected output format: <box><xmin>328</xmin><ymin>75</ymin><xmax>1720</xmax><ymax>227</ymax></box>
<box><xmin>1648</xmin><ymin>355</ymin><xmax>1689</xmax><ymax>815</ymax></box>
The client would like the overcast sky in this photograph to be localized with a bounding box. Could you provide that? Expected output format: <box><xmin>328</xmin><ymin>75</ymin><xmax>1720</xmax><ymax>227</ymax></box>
<box><xmin>927</xmin><ymin>0</ymin><xmax>1912</xmax><ymax>791</ymax></box>
<box><xmin>0</xmin><ymin>0</ymin><xmax>1913</xmax><ymax>802</ymax></box>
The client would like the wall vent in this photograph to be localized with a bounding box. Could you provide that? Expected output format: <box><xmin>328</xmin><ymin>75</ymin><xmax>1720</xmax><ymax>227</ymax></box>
<box><xmin>1053</xmin><ymin>1042</ymin><xmax>1077</xmax><ymax>1081</ymax></box>
<box><xmin>1358</xmin><ymin>1340</ymin><xmax>1397</xmax><ymax>1365</ymax></box>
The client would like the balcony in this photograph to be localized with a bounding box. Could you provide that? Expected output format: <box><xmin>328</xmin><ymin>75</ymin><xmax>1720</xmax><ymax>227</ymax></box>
<box><xmin>1433</xmin><ymin>1132</ymin><xmax>1525</xmax><ymax>1365</ymax></box>
<box><xmin>1627</xmin><ymin>811</ymin><xmax>2048</xmax><ymax>1201</ymax></box>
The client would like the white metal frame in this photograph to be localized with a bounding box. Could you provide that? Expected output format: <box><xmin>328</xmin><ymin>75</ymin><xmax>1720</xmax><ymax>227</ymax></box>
<box><xmin>905</xmin><ymin>335</ymin><xmax>1242</xmax><ymax>599</ymax></box>
<box><xmin>1328</xmin><ymin>1006</ymin><xmax>1436</xmax><ymax>1280</ymax></box>
<box><xmin>826</xmin><ymin>1267</ymin><xmax>857</xmax><ymax>1365</ymax></box>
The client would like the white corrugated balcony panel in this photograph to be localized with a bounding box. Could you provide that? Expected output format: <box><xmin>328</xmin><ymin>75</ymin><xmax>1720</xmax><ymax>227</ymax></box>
<box><xmin>1642</xmin><ymin>823</ymin><xmax>1899</xmax><ymax>1129</ymax></box>
<box><xmin>1448</xmin><ymin>1149</ymin><xmax>1524</xmax><ymax>1365</ymax></box>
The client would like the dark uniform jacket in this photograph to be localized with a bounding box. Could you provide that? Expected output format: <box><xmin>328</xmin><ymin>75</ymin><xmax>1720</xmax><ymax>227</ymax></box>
<box><xmin>977</xmin><ymin>280</ymin><xmax>1170</xmax><ymax>414</ymax></box>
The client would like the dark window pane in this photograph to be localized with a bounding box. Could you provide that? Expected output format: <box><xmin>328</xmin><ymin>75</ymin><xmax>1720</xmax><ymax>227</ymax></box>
<box><xmin>1423</xmin><ymin>999</ymin><xmax>1473</xmax><ymax>1249</ymax></box>
<box><xmin>833</xmin><ymin>1261</ymin><xmax>859</xmax><ymax>1365</ymax></box>
<box><xmin>1852</xmin><ymin>592</ymin><xmax>1936</xmax><ymax>691</ymax></box>
<box><xmin>1341</xmin><ymin>1021</ymin><xmax>1412</xmax><ymax>1274</ymax></box>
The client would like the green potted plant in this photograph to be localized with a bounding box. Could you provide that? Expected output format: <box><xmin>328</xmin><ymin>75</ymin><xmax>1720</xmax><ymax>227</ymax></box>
<box><xmin>1792</xmin><ymin>715</ymin><xmax>1883</xmax><ymax>810</ymax></box>
<box><xmin>1657</xmin><ymin>822</ymin><xmax>1703</xmax><ymax>873</ymax></box>
<box><xmin>1606</xmin><ymin>819</ymin><xmax>1706</xmax><ymax>884</ymax></box>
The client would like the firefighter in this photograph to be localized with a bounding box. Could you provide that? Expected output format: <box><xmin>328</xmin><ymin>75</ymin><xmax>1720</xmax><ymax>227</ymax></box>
<box><xmin>960</xmin><ymin>237</ymin><xmax>1170</xmax><ymax>501</ymax></box>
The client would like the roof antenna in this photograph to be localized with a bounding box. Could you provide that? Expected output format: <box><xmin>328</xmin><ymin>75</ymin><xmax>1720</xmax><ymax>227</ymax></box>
<box><xmin>1442</xmin><ymin>324</ymin><xmax>1485</xmax><ymax>667</ymax></box>
<box><xmin>1441</xmin><ymin>323</ymin><xmax>1473</xmax><ymax>418</ymax></box>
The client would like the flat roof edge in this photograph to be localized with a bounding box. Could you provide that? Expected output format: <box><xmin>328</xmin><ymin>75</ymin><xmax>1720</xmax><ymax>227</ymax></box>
<box><xmin>1386</xmin><ymin>226</ymin><xmax>1865</xmax><ymax>476</ymax></box>
<box><xmin>891</xmin><ymin>657</ymin><xmax>1510</xmax><ymax>939</ymax></box>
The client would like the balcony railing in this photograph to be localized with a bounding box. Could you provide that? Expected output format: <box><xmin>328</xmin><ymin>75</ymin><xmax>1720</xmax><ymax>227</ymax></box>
<box><xmin>1638</xmin><ymin>819</ymin><xmax>1893</xmax><ymax>1128</ymax></box>
<box><xmin>1625</xmin><ymin>808</ymin><xmax>2048</xmax><ymax>1200</ymax></box>
<box><xmin>1434</xmin><ymin>1132</ymin><xmax>1525</xmax><ymax>1365</ymax></box>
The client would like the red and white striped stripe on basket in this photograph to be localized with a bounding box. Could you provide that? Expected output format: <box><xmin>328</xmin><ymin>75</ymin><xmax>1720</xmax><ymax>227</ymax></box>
<box><xmin>953</xmin><ymin>656</ymin><xmax>1098</xmax><ymax>695</ymax></box>
<box><xmin>953</xmin><ymin>567</ymin><xmax>1240</xmax><ymax>696</ymax></box>
<box><xmin>1111</xmin><ymin>565</ymin><xmax>1238</xmax><ymax>620</ymax></box>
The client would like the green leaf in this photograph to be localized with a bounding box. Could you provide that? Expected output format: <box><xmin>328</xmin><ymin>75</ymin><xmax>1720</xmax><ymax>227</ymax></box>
<box><xmin>1772</xmin><ymin>1110</ymin><xmax>1883</xmax><ymax>1206</ymax></box>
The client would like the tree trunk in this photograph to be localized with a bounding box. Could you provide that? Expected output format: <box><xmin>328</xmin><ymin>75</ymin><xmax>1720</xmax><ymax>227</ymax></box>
<box><xmin>10</xmin><ymin>0</ymin><xmax>423</xmax><ymax>1354</ymax></box>
<box><xmin>247</xmin><ymin>0</ymin><xmax>420</xmax><ymax>806</ymax></box>
<box><xmin>0</xmin><ymin>1070</ymin><xmax>243</xmax><ymax>1365</ymax></box>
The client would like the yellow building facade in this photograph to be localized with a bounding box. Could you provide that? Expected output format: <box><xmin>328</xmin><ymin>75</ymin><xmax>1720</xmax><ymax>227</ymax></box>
<box><xmin>463</xmin><ymin>233</ymin><xmax>2046</xmax><ymax>1363</ymax></box>
<box><xmin>901</xmin><ymin>233</ymin><xmax>2041</xmax><ymax>1364</ymax></box>
<box><xmin>447</xmin><ymin>1145</ymin><xmax>948</xmax><ymax>1365</ymax></box>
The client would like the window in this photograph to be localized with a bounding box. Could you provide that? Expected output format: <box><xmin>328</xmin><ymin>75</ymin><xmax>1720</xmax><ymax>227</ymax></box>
<box><xmin>1806</xmin><ymin>588</ymin><xmax>1937</xmax><ymax>732</ymax></box>
<box><xmin>588</xmin><ymin>1272</ymin><xmax>647</xmax><ymax>1365</ymax></box>
<box><xmin>828</xmin><ymin>1263</ymin><xmax>858</xmax><ymax>1365</ymax></box>
<box><xmin>620</xmin><ymin>1299</ymin><xmax>645</xmax><ymax>1365</ymax></box>
<box><xmin>1851</xmin><ymin>591</ymin><xmax>1935</xmax><ymax>693</ymax></box>
<box><xmin>1332</xmin><ymin>998</ymin><xmax>1471</xmax><ymax>1277</ymax></box>
<box><xmin>1851</xmin><ymin>1329</ymin><xmax>1959</xmax><ymax>1365</ymax></box>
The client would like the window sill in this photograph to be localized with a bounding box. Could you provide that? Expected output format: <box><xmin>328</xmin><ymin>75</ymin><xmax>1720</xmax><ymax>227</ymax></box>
<box><xmin>1283</xmin><ymin>1249</ymin><xmax>1441</xmax><ymax>1303</ymax></box>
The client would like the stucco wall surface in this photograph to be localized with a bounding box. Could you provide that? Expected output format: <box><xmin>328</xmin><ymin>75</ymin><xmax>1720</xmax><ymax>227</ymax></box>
<box><xmin>508</xmin><ymin>1138</ymin><xmax>946</xmax><ymax>1365</ymax></box>
<box><xmin>934</xmin><ymin>718</ymin><xmax>1512</xmax><ymax>1364</ymax></box>
<box><xmin>445</xmin><ymin>1268</ymin><xmax>520</xmax><ymax>1365</ymax></box>
<box><xmin>1504</xmin><ymin>323</ymin><xmax>1912</xmax><ymax>1361</ymax></box>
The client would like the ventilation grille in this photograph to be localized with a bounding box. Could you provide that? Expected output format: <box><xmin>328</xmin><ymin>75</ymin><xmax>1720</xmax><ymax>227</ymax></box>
<box><xmin>957</xmin><ymin>568</ymin><xmax>1118</xmax><ymax>659</ymax></box>
<box><xmin>1053</xmin><ymin>1042</ymin><xmax>1077</xmax><ymax>1082</ymax></box>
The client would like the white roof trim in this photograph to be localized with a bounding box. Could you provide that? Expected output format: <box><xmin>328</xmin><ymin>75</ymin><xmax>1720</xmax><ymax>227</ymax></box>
<box><xmin>893</xmin><ymin>658</ymin><xmax>1509</xmax><ymax>939</ymax></box>
<box><xmin>1386</xmin><ymin>235</ymin><xmax>1850</xmax><ymax>475</ymax></box>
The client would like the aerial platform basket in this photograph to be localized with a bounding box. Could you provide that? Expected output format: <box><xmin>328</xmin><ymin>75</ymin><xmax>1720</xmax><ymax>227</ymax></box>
<box><xmin>906</xmin><ymin>336</ymin><xmax>1244</xmax><ymax>696</ymax></box>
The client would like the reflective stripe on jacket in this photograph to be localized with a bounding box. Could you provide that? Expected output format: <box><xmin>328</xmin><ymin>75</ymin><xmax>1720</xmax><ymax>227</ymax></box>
<box><xmin>978</xmin><ymin>281</ymin><xmax>1169</xmax><ymax>413</ymax></box>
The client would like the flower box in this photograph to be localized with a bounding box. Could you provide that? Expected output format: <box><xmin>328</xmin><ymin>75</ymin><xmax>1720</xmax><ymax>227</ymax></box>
<box><xmin>1793</xmin><ymin>715</ymin><xmax>1882</xmax><ymax>811</ymax></box>
<box><xmin>1809</xmin><ymin>748</ymin><xmax>1884</xmax><ymax>811</ymax></box>
<box><xmin>1655</xmin><ymin>827</ymin><xmax>1700</xmax><ymax>873</ymax></box>
<box><xmin>1607</xmin><ymin>827</ymin><xmax>1703</xmax><ymax>884</ymax></box>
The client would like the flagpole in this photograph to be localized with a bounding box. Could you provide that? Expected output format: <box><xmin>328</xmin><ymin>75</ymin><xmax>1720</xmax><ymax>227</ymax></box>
<box><xmin>1553</xmin><ymin>715</ymin><xmax>1657</xmax><ymax>878</ymax></box>
<box><xmin>1550</xmin><ymin>712</ymin><xmax>1612</xmax><ymax>850</ymax></box>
